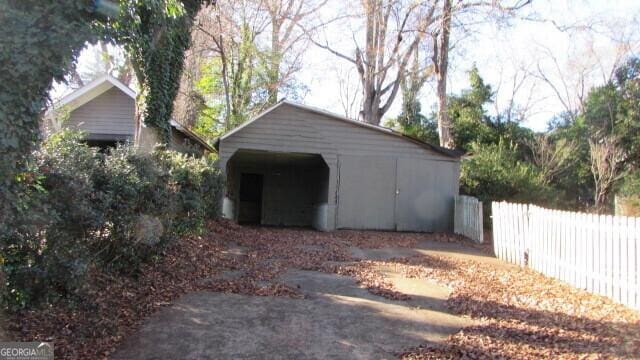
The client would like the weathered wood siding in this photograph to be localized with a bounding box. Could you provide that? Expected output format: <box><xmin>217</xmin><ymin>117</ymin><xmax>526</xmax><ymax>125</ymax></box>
<box><xmin>66</xmin><ymin>87</ymin><xmax>135</xmax><ymax>138</ymax></box>
<box><xmin>219</xmin><ymin>103</ymin><xmax>460</xmax><ymax>232</ymax></box>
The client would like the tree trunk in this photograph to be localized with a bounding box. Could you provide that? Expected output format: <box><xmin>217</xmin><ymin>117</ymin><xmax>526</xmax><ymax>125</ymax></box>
<box><xmin>359</xmin><ymin>88</ymin><xmax>382</xmax><ymax>125</ymax></box>
<box><xmin>435</xmin><ymin>0</ymin><xmax>454</xmax><ymax>149</ymax></box>
<box><xmin>268</xmin><ymin>16</ymin><xmax>282</xmax><ymax>105</ymax></box>
<box><xmin>217</xmin><ymin>31</ymin><xmax>232</xmax><ymax>130</ymax></box>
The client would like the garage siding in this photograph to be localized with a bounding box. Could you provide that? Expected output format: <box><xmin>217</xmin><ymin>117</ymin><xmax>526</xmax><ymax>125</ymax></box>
<box><xmin>395</xmin><ymin>158</ymin><xmax>460</xmax><ymax>232</ymax></box>
<box><xmin>219</xmin><ymin>102</ymin><xmax>460</xmax><ymax>232</ymax></box>
<box><xmin>67</xmin><ymin>87</ymin><xmax>135</xmax><ymax>137</ymax></box>
<box><xmin>336</xmin><ymin>155</ymin><xmax>397</xmax><ymax>230</ymax></box>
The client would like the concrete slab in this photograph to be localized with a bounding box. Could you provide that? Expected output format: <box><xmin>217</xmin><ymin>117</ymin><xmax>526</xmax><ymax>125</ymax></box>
<box><xmin>112</xmin><ymin>270</ymin><xmax>469</xmax><ymax>360</ymax></box>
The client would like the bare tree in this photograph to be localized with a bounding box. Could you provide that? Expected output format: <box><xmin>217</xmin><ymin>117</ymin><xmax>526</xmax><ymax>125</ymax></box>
<box><xmin>400</xmin><ymin>46</ymin><xmax>433</xmax><ymax>120</ymax></box>
<box><xmin>335</xmin><ymin>65</ymin><xmax>361</xmax><ymax>119</ymax></box>
<box><xmin>176</xmin><ymin>0</ymin><xmax>324</xmax><ymax>131</ymax></box>
<box><xmin>531</xmin><ymin>15</ymin><xmax>640</xmax><ymax>122</ymax></box>
<box><xmin>492</xmin><ymin>60</ymin><xmax>541</xmax><ymax>124</ymax></box>
<box><xmin>431</xmin><ymin>0</ymin><xmax>532</xmax><ymax>148</ymax></box>
<box><xmin>312</xmin><ymin>0</ymin><xmax>437</xmax><ymax>125</ymax></box>
<box><xmin>432</xmin><ymin>0</ymin><xmax>453</xmax><ymax>147</ymax></box>
<box><xmin>173</xmin><ymin>10</ymin><xmax>214</xmax><ymax>127</ymax></box>
<box><xmin>526</xmin><ymin>134</ymin><xmax>576</xmax><ymax>185</ymax></box>
<box><xmin>589</xmin><ymin>135</ymin><xmax>627</xmax><ymax>212</ymax></box>
<box><xmin>188</xmin><ymin>1</ymin><xmax>270</xmax><ymax>131</ymax></box>
<box><xmin>263</xmin><ymin>0</ymin><xmax>328</xmax><ymax>104</ymax></box>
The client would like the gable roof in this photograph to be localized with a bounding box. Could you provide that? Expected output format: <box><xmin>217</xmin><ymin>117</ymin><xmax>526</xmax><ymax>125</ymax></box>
<box><xmin>169</xmin><ymin>119</ymin><xmax>215</xmax><ymax>152</ymax></box>
<box><xmin>47</xmin><ymin>74</ymin><xmax>214</xmax><ymax>152</ymax></box>
<box><xmin>216</xmin><ymin>100</ymin><xmax>462</xmax><ymax>158</ymax></box>
<box><xmin>50</xmin><ymin>74</ymin><xmax>136</xmax><ymax>114</ymax></box>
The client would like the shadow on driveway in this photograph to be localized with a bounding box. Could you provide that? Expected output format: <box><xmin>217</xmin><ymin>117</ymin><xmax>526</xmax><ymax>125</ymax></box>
<box><xmin>111</xmin><ymin>269</ymin><xmax>470</xmax><ymax>360</ymax></box>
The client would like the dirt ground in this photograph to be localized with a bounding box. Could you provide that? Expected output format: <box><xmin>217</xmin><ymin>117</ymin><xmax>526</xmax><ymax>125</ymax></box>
<box><xmin>12</xmin><ymin>220</ymin><xmax>640</xmax><ymax>359</ymax></box>
<box><xmin>0</xmin><ymin>311</ymin><xmax>8</xmax><ymax>341</ymax></box>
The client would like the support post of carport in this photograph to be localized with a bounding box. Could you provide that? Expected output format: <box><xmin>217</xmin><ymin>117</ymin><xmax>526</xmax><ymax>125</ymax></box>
<box><xmin>218</xmin><ymin>157</ymin><xmax>235</xmax><ymax>220</ymax></box>
<box><xmin>322</xmin><ymin>155</ymin><xmax>338</xmax><ymax>231</ymax></box>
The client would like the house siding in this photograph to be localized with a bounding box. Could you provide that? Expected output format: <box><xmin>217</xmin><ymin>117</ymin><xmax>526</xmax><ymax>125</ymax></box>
<box><xmin>219</xmin><ymin>103</ymin><xmax>460</xmax><ymax>232</ymax></box>
<box><xmin>66</xmin><ymin>87</ymin><xmax>135</xmax><ymax>138</ymax></box>
<box><xmin>170</xmin><ymin>128</ymin><xmax>206</xmax><ymax>156</ymax></box>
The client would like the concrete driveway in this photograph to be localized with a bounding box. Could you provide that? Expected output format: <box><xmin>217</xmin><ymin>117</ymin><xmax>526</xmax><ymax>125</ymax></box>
<box><xmin>111</xmin><ymin>241</ymin><xmax>481</xmax><ymax>360</ymax></box>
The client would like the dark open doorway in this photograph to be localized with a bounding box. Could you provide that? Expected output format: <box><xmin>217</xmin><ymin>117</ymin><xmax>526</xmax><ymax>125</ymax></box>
<box><xmin>226</xmin><ymin>150</ymin><xmax>330</xmax><ymax>230</ymax></box>
<box><xmin>238</xmin><ymin>173</ymin><xmax>263</xmax><ymax>224</ymax></box>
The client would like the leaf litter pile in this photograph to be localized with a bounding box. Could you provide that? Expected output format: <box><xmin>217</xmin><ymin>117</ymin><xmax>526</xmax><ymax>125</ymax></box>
<box><xmin>390</xmin><ymin>254</ymin><xmax>640</xmax><ymax>359</ymax></box>
<box><xmin>11</xmin><ymin>220</ymin><xmax>640</xmax><ymax>359</ymax></box>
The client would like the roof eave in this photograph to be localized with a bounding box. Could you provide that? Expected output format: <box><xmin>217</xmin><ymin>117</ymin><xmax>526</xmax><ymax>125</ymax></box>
<box><xmin>170</xmin><ymin>120</ymin><xmax>215</xmax><ymax>153</ymax></box>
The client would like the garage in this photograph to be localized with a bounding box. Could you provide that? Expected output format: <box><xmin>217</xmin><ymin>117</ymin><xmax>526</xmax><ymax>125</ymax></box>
<box><xmin>215</xmin><ymin>101</ymin><xmax>461</xmax><ymax>232</ymax></box>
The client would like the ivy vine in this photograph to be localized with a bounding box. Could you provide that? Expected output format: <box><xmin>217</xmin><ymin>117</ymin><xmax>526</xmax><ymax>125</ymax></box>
<box><xmin>1</xmin><ymin>0</ymin><xmax>206</xmax><ymax>225</ymax></box>
<box><xmin>104</xmin><ymin>0</ymin><xmax>205</xmax><ymax>143</ymax></box>
<box><xmin>0</xmin><ymin>0</ymin><xmax>98</xmax><ymax>226</ymax></box>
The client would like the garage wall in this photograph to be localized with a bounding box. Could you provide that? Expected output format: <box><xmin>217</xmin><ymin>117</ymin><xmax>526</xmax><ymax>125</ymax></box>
<box><xmin>218</xmin><ymin>102</ymin><xmax>460</xmax><ymax>232</ymax></box>
<box><xmin>395</xmin><ymin>158</ymin><xmax>460</xmax><ymax>232</ymax></box>
<box><xmin>336</xmin><ymin>155</ymin><xmax>397</xmax><ymax>230</ymax></box>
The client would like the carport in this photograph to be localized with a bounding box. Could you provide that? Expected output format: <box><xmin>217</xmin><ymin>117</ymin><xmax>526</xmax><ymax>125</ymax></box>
<box><xmin>224</xmin><ymin>149</ymin><xmax>330</xmax><ymax>230</ymax></box>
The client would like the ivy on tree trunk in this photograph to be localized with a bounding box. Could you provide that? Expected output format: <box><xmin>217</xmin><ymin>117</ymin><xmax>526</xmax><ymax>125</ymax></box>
<box><xmin>107</xmin><ymin>0</ymin><xmax>206</xmax><ymax>144</ymax></box>
<box><xmin>0</xmin><ymin>0</ymin><xmax>97</xmax><ymax>227</ymax></box>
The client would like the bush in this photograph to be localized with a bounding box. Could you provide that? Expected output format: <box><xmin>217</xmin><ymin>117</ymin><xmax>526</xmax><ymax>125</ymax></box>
<box><xmin>617</xmin><ymin>170</ymin><xmax>640</xmax><ymax>212</ymax></box>
<box><xmin>619</xmin><ymin>169</ymin><xmax>640</xmax><ymax>198</ymax></box>
<box><xmin>0</xmin><ymin>131</ymin><xmax>224</xmax><ymax>309</ymax></box>
<box><xmin>461</xmin><ymin>140</ymin><xmax>552</xmax><ymax>227</ymax></box>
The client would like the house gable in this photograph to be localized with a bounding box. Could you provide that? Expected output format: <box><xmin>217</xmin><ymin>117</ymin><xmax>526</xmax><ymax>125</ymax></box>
<box><xmin>220</xmin><ymin>101</ymin><xmax>458</xmax><ymax>163</ymax></box>
<box><xmin>65</xmin><ymin>86</ymin><xmax>136</xmax><ymax>139</ymax></box>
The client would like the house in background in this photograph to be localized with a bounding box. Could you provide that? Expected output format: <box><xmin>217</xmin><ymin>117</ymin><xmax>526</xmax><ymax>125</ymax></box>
<box><xmin>216</xmin><ymin>101</ymin><xmax>462</xmax><ymax>232</ymax></box>
<box><xmin>44</xmin><ymin>74</ymin><xmax>214</xmax><ymax>156</ymax></box>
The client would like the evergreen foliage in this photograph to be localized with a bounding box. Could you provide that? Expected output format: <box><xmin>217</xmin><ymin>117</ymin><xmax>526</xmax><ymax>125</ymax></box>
<box><xmin>1</xmin><ymin>131</ymin><xmax>223</xmax><ymax>309</ymax></box>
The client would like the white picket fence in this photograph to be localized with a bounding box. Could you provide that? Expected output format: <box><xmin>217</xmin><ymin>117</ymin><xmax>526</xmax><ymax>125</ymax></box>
<box><xmin>454</xmin><ymin>195</ymin><xmax>483</xmax><ymax>243</ymax></box>
<box><xmin>492</xmin><ymin>201</ymin><xmax>640</xmax><ymax>310</ymax></box>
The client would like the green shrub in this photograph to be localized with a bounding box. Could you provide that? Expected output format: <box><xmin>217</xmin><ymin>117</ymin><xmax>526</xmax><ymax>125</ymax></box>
<box><xmin>617</xmin><ymin>170</ymin><xmax>640</xmax><ymax>210</ymax></box>
<box><xmin>1</xmin><ymin>131</ymin><xmax>224</xmax><ymax>309</ymax></box>
<box><xmin>155</xmin><ymin>151</ymin><xmax>223</xmax><ymax>235</ymax></box>
<box><xmin>461</xmin><ymin>140</ymin><xmax>552</xmax><ymax>227</ymax></box>
<box><xmin>2</xmin><ymin>131</ymin><xmax>101</xmax><ymax>308</ymax></box>
<box><xmin>91</xmin><ymin>145</ymin><xmax>175</xmax><ymax>273</ymax></box>
<box><xmin>619</xmin><ymin>170</ymin><xmax>640</xmax><ymax>198</ymax></box>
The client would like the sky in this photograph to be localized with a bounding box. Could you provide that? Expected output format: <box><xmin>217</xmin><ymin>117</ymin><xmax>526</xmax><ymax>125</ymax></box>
<box><xmin>298</xmin><ymin>0</ymin><xmax>640</xmax><ymax>131</ymax></box>
<box><xmin>63</xmin><ymin>0</ymin><xmax>640</xmax><ymax>133</ymax></box>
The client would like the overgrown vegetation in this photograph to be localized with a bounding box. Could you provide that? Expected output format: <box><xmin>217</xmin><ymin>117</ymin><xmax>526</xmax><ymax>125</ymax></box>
<box><xmin>0</xmin><ymin>0</ymin><xmax>98</xmax><ymax>235</ymax></box>
<box><xmin>101</xmin><ymin>0</ymin><xmax>205</xmax><ymax>143</ymax></box>
<box><xmin>1</xmin><ymin>0</ymin><xmax>205</xmax><ymax>234</ymax></box>
<box><xmin>1</xmin><ymin>0</ymin><xmax>216</xmax><ymax>311</ymax></box>
<box><xmin>388</xmin><ymin>61</ymin><xmax>640</xmax><ymax>216</ymax></box>
<box><xmin>1</xmin><ymin>131</ymin><xmax>223</xmax><ymax>310</ymax></box>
